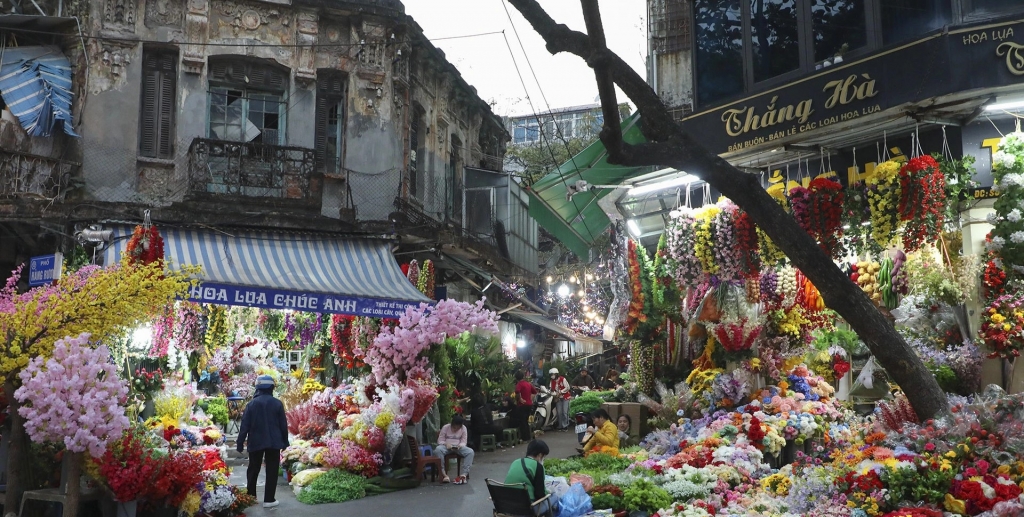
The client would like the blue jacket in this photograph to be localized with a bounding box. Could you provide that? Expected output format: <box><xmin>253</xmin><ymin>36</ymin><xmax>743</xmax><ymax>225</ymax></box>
<box><xmin>237</xmin><ymin>390</ymin><xmax>289</xmax><ymax>452</ymax></box>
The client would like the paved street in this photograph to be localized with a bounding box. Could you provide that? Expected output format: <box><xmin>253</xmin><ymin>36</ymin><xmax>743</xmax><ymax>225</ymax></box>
<box><xmin>230</xmin><ymin>429</ymin><xmax>581</xmax><ymax>517</ymax></box>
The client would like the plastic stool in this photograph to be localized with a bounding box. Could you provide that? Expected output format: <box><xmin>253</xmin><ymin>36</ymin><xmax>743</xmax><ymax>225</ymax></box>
<box><xmin>480</xmin><ymin>434</ymin><xmax>496</xmax><ymax>452</ymax></box>
<box><xmin>501</xmin><ymin>428</ymin><xmax>519</xmax><ymax>446</ymax></box>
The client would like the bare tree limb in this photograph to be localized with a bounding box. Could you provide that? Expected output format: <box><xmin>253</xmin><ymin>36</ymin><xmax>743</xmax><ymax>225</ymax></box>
<box><xmin>507</xmin><ymin>0</ymin><xmax>949</xmax><ymax>420</ymax></box>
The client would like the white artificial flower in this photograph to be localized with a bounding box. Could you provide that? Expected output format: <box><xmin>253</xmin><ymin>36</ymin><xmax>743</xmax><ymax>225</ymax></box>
<box><xmin>988</xmin><ymin>212</ymin><xmax>1001</xmax><ymax>224</ymax></box>
<box><xmin>988</xmin><ymin>236</ymin><xmax>1006</xmax><ymax>251</ymax></box>
<box><xmin>993</xmin><ymin>151</ymin><xmax>1017</xmax><ymax>170</ymax></box>
<box><xmin>1012</xmin><ymin>231</ymin><xmax>1024</xmax><ymax>244</ymax></box>
<box><xmin>1003</xmin><ymin>173</ymin><xmax>1024</xmax><ymax>188</ymax></box>
<box><xmin>1009</xmin><ymin>209</ymin><xmax>1023</xmax><ymax>223</ymax></box>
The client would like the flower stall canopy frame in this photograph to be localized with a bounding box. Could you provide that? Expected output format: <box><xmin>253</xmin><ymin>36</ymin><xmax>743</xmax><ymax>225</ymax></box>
<box><xmin>504</xmin><ymin>309</ymin><xmax>603</xmax><ymax>354</ymax></box>
<box><xmin>526</xmin><ymin>112</ymin><xmax>650</xmax><ymax>258</ymax></box>
<box><xmin>101</xmin><ymin>226</ymin><xmax>430</xmax><ymax>318</ymax></box>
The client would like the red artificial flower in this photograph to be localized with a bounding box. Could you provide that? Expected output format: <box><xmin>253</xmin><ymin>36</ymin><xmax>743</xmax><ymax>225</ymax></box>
<box><xmin>898</xmin><ymin>156</ymin><xmax>946</xmax><ymax>252</ymax></box>
<box><xmin>747</xmin><ymin>416</ymin><xmax>765</xmax><ymax>445</ymax></box>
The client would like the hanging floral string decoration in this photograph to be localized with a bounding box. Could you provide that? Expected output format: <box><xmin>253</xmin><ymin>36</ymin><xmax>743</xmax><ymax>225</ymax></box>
<box><xmin>666</xmin><ymin>209</ymin><xmax>705</xmax><ymax>289</ymax></box>
<box><xmin>418</xmin><ymin>259</ymin><xmax>435</xmax><ymax>299</ymax></box>
<box><xmin>898</xmin><ymin>155</ymin><xmax>947</xmax><ymax>252</ymax></box>
<box><xmin>988</xmin><ymin>131</ymin><xmax>1024</xmax><ymax>278</ymax></box>
<box><xmin>808</xmin><ymin>177</ymin><xmax>846</xmax><ymax>259</ymax></box>
<box><xmin>406</xmin><ymin>260</ymin><xmax>420</xmax><ymax>289</ymax></box>
<box><xmin>623</xmin><ymin>239</ymin><xmax>647</xmax><ymax>337</ymax></box>
<box><xmin>865</xmin><ymin>160</ymin><xmax>903</xmax><ymax>248</ymax></box>
<box><xmin>693</xmin><ymin>205</ymin><xmax>721</xmax><ymax>276</ymax></box>
<box><xmin>734</xmin><ymin>210</ymin><xmax>760</xmax><ymax>276</ymax></box>
<box><xmin>125</xmin><ymin>224</ymin><xmax>164</xmax><ymax>267</ymax></box>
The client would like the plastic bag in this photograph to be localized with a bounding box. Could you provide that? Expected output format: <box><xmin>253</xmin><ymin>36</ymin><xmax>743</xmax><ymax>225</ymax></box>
<box><xmin>545</xmin><ymin>476</ymin><xmax>571</xmax><ymax>499</ymax></box>
<box><xmin>568</xmin><ymin>473</ymin><xmax>594</xmax><ymax>492</ymax></box>
<box><xmin>556</xmin><ymin>483</ymin><xmax>593</xmax><ymax>517</ymax></box>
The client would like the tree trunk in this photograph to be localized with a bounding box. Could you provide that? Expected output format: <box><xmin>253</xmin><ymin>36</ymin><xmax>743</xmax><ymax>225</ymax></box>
<box><xmin>4</xmin><ymin>380</ymin><xmax>27</xmax><ymax>514</ymax></box>
<box><xmin>508</xmin><ymin>0</ymin><xmax>949</xmax><ymax>420</ymax></box>
<box><xmin>62</xmin><ymin>451</ymin><xmax>82</xmax><ymax>517</ymax></box>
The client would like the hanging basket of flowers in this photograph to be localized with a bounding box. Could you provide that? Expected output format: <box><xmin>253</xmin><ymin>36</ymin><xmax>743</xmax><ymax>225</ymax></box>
<box><xmin>865</xmin><ymin>160</ymin><xmax>903</xmax><ymax>249</ymax></box>
<box><xmin>898</xmin><ymin>155</ymin><xmax>946</xmax><ymax>252</ymax></box>
<box><xmin>125</xmin><ymin>224</ymin><xmax>165</xmax><ymax>267</ymax></box>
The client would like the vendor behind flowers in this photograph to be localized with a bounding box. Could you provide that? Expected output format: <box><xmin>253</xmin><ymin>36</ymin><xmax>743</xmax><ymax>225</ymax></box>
<box><xmin>583</xmin><ymin>408</ymin><xmax>619</xmax><ymax>455</ymax></box>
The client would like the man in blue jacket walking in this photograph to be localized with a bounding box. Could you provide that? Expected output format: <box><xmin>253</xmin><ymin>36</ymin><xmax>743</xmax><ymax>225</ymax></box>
<box><xmin>237</xmin><ymin>375</ymin><xmax>289</xmax><ymax>509</ymax></box>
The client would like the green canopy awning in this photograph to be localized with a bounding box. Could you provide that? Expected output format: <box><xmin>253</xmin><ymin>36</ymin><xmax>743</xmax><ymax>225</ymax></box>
<box><xmin>526</xmin><ymin>113</ymin><xmax>648</xmax><ymax>258</ymax></box>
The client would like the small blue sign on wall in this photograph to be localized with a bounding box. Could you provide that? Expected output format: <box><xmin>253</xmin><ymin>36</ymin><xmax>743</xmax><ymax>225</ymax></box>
<box><xmin>28</xmin><ymin>253</ymin><xmax>63</xmax><ymax>287</ymax></box>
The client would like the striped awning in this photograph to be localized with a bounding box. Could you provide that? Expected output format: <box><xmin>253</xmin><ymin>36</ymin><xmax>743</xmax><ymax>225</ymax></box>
<box><xmin>0</xmin><ymin>46</ymin><xmax>79</xmax><ymax>137</ymax></box>
<box><xmin>102</xmin><ymin>226</ymin><xmax>430</xmax><ymax>318</ymax></box>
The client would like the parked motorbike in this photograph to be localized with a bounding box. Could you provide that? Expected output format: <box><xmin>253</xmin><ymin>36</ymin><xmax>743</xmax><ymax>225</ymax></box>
<box><xmin>574</xmin><ymin>411</ymin><xmax>594</xmax><ymax>444</ymax></box>
<box><xmin>530</xmin><ymin>385</ymin><xmax>559</xmax><ymax>432</ymax></box>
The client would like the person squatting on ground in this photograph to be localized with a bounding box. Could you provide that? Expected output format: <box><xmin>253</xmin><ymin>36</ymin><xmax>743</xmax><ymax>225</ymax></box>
<box><xmin>434</xmin><ymin>414</ymin><xmax>475</xmax><ymax>484</ymax></box>
<box><xmin>504</xmin><ymin>440</ymin><xmax>560</xmax><ymax>516</ymax></box>
<box><xmin>549</xmin><ymin>368</ymin><xmax>571</xmax><ymax>431</ymax></box>
<box><xmin>583</xmin><ymin>408</ymin><xmax>620</xmax><ymax>456</ymax></box>
<box><xmin>237</xmin><ymin>374</ymin><xmax>290</xmax><ymax>509</ymax></box>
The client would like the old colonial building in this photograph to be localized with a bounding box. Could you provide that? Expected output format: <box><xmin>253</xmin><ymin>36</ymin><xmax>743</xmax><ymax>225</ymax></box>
<box><xmin>0</xmin><ymin>0</ymin><xmax>538</xmax><ymax>301</ymax></box>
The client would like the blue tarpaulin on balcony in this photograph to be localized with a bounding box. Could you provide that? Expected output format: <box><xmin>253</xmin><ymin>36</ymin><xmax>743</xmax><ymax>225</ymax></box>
<box><xmin>0</xmin><ymin>45</ymin><xmax>79</xmax><ymax>137</ymax></box>
<box><xmin>102</xmin><ymin>226</ymin><xmax>430</xmax><ymax>318</ymax></box>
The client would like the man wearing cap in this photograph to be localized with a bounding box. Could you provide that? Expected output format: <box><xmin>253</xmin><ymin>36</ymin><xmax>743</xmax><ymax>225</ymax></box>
<box><xmin>571</xmin><ymin>368</ymin><xmax>597</xmax><ymax>390</ymax></box>
<box><xmin>237</xmin><ymin>374</ymin><xmax>289</xmax><ymax>509</ymax></box>
<box><xmin>548</xmin><ymin>368</ymin><xmax>571</xmax><ymax>431</ymax></box>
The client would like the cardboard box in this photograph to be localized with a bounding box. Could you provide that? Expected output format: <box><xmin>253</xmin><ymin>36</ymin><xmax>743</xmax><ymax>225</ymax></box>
<box><xmin>600</xmin><ymin>402</ymin><xmax>623</xmax><ymax>423</ymax></box>
<box><xmin>618</xmin><ymin>402</ymin><xmax>648</xmax><ymax>440</ymax></box>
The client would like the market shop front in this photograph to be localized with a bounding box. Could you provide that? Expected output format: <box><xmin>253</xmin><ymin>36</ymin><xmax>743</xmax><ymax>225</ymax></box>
<box><xmin>100</xmin><ymin>226</ymin><xmax>431</xmax><ymax>318</ymax></box>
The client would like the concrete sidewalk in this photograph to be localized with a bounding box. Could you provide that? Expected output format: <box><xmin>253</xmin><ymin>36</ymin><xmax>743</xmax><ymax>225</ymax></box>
<box><xmin>232</xmin><ymin>429</ymin><xmax>581</xmax><ymax>517</ymax></box>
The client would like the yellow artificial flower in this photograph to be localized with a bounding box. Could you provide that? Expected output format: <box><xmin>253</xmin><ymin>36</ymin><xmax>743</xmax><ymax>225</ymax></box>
<box><xmin>944</xmin><ymin>494</ymin><xmax>966</xmax><ymax>515</ymax></box>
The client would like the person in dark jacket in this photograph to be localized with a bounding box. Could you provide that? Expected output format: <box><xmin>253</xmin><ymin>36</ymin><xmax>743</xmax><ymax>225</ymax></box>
<box><xmin>237</xmin><ymin>375</ymin><xmax>289</xmax><ymax>509</ymax></box>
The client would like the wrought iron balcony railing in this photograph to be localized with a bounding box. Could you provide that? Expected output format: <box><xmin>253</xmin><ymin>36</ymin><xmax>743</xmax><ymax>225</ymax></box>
<box><xmin>187</xmin><ymin>137</ymin><xmax>318</xmax><ymax>203</ymax></box>
<box><xmin>0</xmin><ymin>149</ymin><xmax>77</xmax><ymax>200</ymax></box>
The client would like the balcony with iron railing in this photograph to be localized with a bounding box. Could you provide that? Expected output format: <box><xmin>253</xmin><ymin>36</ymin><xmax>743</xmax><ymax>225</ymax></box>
<box><xmin>0</xmin><ymin>149</ymin><xmax>78</xmax><ymax>200</ymax></box>
<box><xmin>187</xmin><ymin>137</ymin><xmax>320</xmax><ymax>208</ymax></box>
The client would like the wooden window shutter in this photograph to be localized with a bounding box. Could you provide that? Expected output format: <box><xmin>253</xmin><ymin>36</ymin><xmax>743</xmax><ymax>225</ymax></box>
<box><xmin>139</xmin><ymin>50</ymin><xmax>177</xmax><ymax>159</ymax></box>
<box><xmin>314</xmin><ymin>90</ymin><xmax>329</xmax><ymax>171</ymax></box>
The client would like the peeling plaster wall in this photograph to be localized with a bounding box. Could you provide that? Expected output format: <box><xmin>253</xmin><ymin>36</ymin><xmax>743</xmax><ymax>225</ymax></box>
<box><xmin>73</xmin><ymin>0</ymin><xmax>507</xmax><ymax>226</ymax></box>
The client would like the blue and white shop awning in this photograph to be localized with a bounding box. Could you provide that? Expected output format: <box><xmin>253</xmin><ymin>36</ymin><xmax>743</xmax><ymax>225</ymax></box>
<box><xmin>0</xmin><ymin>45</ymin><xmax>79</xmax><ymax>137</ymax></box>
<box><xmin>102</xmin><ymin>226</ymin><xmax>430</xmax><ymax>318</ymax></box>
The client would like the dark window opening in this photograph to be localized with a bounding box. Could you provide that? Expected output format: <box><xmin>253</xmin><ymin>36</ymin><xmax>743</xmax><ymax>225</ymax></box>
<box><xmin>881</xmin><ymin>0</ymin><xmax>951</xmax><ymax>45</ymax></box>
<box><xmin>694</xmin><ymin>0</ymin><xmax>744</xmax><ymax>105</ymax></box>
<box><xmin>812</xmin><ymin>0</ymin><xmax>867</xmax><ymax>63</ymax></box>
<box><xmin>968</xmin><ymin>0</ymin><xmax>1016</xmax><ymax>17</ymax></box>
<box><xmin>751</xmin><ymin>0</ymin><xmax>801</xmax><ymax>82</ymax></box>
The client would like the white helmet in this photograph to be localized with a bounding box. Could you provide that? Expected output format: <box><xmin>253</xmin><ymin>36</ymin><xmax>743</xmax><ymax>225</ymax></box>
<box><xmin>549</xmin><ymin>368</ymin><xmax>559</xmax><ymax>375</ymax></box>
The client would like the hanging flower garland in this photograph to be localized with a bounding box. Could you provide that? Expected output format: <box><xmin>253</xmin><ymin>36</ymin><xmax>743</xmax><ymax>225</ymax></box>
<box><xmin>988</xmin><ymin>132</ymin><xmax>1024</xmax><ymax>278</ymax></box>
<box><xmin>842</xmin><ymin>184</ymin><xmax>871</xmax><ymax>252</ymax></box>
<box><xmin>734</xmin><ymin>211</ymin><xmax>760</xmax><ymax>276</ymax></box>
<box><xmin>666</xmin><ymin>209</ymin><xmax>704</xmax><ymax>289</ymax></box>
<box><xmin>979</xmin><ymin>293</ymin><xmax>1024</xmax><ymax>359</ymax></box>
<box><xmin>150</xmin><ymin>306</ymin><xmax>176</xmax><ymax>358</ymax></box>
<box><xmin>788</xmin><ymin>186</ymin><xmax>814</xmax><ymax>236</ymax></box>
<box><xmin>712</xmin><ymin>318</ymin><xmax>762</xmax><ymax>359</ymax></box>
<box><xmin>417</xmin><ymin>259</ymin><xmax>435</xmax><ymax>299</ymax></box>
<box><xmin>406</xmin><ymin>260</ymin><xmax>420</xmax><ymax>288</ymax></box>
<box><xmin>758</xmin><ymin>197</ymin><xmax>788</xmax><ymax>268</ymax></box>
<box><xmin>712</xmin><ymin>203</ymin><xmax>743</xmax><ymax>282</ymax></box>
<box><xmin>175</xmin><ymin>301</ymin><xmax>205</xmax><ymax>353</ymax></box>
<box><xmin>693</xmin><ymin>205</ymin><xmax>721</xmax><ymax>276</ymax></box>
<box><xmin>125</xmin><ymin>224</ymin><xmax>164</xmax><ymax>266</ymax></box>
<box><xmin>898</xmin><ymin>155</ymin><xmax>947</xmax><ymax>252</ymax></box>
<box><xmin>808</xmin><ymin>177</ymin><xmax>846</xmax><ymax>259</ymax></box>
<box><xmin>624</xmin><ymin>239</ymin><xmax>647</xmax><ymax>336</ymax></box>
<box><xmin>866</xmin><ymin>160</ymin><xmax>903</xmax><ymax>248</ymax></box>
<box><xmin>330</xmin><ymin>314</ymin><xmax>365</xmax><ymax>370</ymax></box>
<box><xmin>284</xmin><ymin>312</ymin><xmax>324</xmax><ymax>350</ymax></box>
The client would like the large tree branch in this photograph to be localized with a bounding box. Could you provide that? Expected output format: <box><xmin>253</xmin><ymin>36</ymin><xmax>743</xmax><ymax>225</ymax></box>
<box><xmin>509</xmin><ymin>0</ymin><xmax>949</xmax><ymax>420</ymax></box>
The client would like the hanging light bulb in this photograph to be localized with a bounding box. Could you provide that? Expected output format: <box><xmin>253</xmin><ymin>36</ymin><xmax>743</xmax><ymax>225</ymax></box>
<box><xmin>557</xmin><ymin>284</ymin><xmax>570</xmax><ymax>298</ymax></box>
<box><xmin>570</xmin><ymin>275</ymin><xmax>578</xmax><ymax>284</ymax></box>
<box><xmin>546</xmin><ymin>275</ymin><xmax>553</xmax><ymax>283</ymax></box>
<box><xmin>586</xmin><ymin>273</ymin><xmax>593</xmax><ymax>281</ymax></box>
<box><xmin>577</xmin><ymin>289</ymin><xmax>586</xmax><ymax>297</ymax></box>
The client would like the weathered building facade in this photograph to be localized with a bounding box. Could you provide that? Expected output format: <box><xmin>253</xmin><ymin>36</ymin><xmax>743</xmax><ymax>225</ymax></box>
<box><xmin>0</xmin><ymin>0</ymin><xmax>537</xmax><ymax>287</ymax></box>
